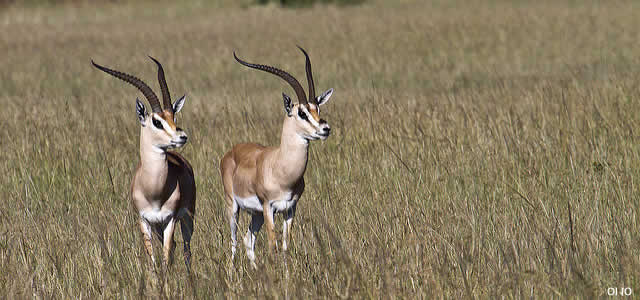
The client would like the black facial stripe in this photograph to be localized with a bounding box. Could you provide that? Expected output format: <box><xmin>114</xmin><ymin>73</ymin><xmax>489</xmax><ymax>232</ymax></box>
<box><xmin>298</xmin><ymin>109</ymin><xmax>308</xmax><ymax>121</ymax></box>
<box><xmin>152</xmin><ymin>118</ymin><xmax>163</xmax><ymax>129</ymax></box>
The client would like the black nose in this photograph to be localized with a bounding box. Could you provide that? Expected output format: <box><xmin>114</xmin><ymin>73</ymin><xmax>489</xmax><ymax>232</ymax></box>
<box><xmin>180</xmin><ymin>136</ymin><xmax>188</xmax><ymax>142</ymax></box>
<box><xmin>323</xmin><ymin>127</ymin><xmax>331</xmax><ymax>132</ymax></box>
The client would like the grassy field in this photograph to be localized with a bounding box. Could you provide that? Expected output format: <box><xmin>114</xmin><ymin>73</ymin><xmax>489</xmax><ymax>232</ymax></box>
<box><xmin>2</xmin><ymin>0</ymin><xmax>640</xmax><ymax>297</ymax></box>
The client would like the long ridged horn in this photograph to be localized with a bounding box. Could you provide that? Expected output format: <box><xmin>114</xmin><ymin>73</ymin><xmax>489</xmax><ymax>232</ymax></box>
<box><xmin>297</xmin><ymin>46</ymin><xmax>316</xmax><ymax>104</ymax></box>
<box><xmin>233</xmin><ymin>51</ymin><xmax>308</xmax><ymax>105</ymax></box>
<box><xmin>91</xmin><ymin>60</ymin><xmax>163</xmax><ymax>113</ymax></box>
<box><xmin>148</xmin><ymin>56</ymin><xmax>172</xmax><ymax>111</ymax></box>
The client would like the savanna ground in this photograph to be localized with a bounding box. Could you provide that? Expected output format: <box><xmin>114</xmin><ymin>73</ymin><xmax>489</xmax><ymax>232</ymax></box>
<box><xmin>1</xmin><ymin>0</ymin><xmax>640</xmax><ymax>298</ymax></box>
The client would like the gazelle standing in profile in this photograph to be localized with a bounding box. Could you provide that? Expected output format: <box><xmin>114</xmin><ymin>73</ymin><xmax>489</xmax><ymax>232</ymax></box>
<box><xmin>92</xmin><ymin>57</ymin><xmax>196</xmax><ymax>272</ymax></box>
<box><xmin>221</xmin><ymin>46</ymin><xmax>334</xmax><ymax>268</ymax></box>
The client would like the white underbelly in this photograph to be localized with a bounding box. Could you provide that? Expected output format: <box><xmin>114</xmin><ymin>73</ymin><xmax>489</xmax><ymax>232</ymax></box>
<box><xmin>234</xmin><ymin>195</ymin><xmax>263</xmax><ymax>212</ymax></box>
<box><xmin>270</xmin><ymin>197</ymin><xmax>296</xmax><ymax>212</ymax></box>
<box><xmin>139</xmin><ymin>207</ymin><xmax>188</xmax><ymax>224</ymax></box>
<box><xmin>140</xmin><ymin>208</ymin><xmax>174</xmax><ymax>224</ymax></box>
<box><xmin>234</xmin><ymin>192</ymin><xmax>296</xmax><ymax>213</ymax></box>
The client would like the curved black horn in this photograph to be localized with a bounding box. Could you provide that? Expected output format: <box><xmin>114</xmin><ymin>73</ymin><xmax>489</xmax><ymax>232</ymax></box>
<box><xmin>148</xmin><ymin>56</ymin><xmax>172</xmax><ymax>111</ymax></box>
<box><xmin>297</xmin><ymin>46</ymin><xmax>316</xmax><ymax>104</ymax></box>
<box><xmin>91</xmin><ymin>60</ymin><xmax>162</xmax><ymax>113</ymax></box>
<box><xmin>234</xmin><ymin>51</ymin><xmax>308</xmax><ymax>105</ymax></box>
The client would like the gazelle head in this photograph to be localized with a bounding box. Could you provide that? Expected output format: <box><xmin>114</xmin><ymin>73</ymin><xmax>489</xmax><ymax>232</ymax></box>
<box><xmin>92</xmin><ymin>57</ymin><xmax>189</xmax><ymax>151</ymax></box>
<box><xmin>234</xmin><ymin>46</ymin><xmax>334</xmax><ymax>141</ymax></box>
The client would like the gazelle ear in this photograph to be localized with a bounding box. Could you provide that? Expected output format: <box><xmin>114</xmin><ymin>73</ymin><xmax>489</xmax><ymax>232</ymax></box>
<box><xmin>172</xmin><ymin>94</ymin><xmax>186</xmax><ymax>114</ymax></box>
<box><xmin>136</xmin><ymin>98</ymin><xmax>147</xmax><ymax>126</ymax></box>
<box><xmin>316</xmin><ymin>88</ymin><xmax>333</xmax><ymax>106</ymax></box>
<box><xmin>283</xmin><ymin>93</ymin><xmax>293</xmax><ymax>116</ymax></box>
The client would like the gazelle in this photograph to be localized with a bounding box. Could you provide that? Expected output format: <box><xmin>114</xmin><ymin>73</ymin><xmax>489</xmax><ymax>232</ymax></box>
<box><xmin>221</xmin><ymin>47</ymin><xmax>334</xmax><ymax>267</ymax></box>
<box><xmin>92</xmin><ymin>57</ymin><xmax>196</xmax><ymax>272</ymax></box>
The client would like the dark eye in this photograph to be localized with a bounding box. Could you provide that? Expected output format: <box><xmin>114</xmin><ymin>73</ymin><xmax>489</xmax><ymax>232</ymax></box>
<box><xmin>152</xmin><ymin>119</ymin><xmax>163</xmax><ymax>129</ymax></box>
<box><xmin>298</xmin><ymin>109</ymin><xmax>308</xmax><ymax>121</ymax></box>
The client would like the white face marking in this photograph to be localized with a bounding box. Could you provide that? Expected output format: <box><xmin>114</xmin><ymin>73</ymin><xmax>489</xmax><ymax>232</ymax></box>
<box><xmin>297</xmin><ymin>105</ymin><xmax>331</xmax><ymax>141</ymax></box>
<box><xmin>299</xmin><ymin>106</ymin><xmax>320</xmax><ymax>127</ymax></box>
<box><xmin>152</xmin><ymin>115</ymin><xmax>176</xmax><ymax>135</ymax></box>
<box><xmin>140</xmin><ymin>208</ymin><xmax>174</xmax><ymax>224</ymax></box>
<box><xmin>308</xmin><ymin>103</ymin><xmax>320</xmax><ymax>117</ymax></box>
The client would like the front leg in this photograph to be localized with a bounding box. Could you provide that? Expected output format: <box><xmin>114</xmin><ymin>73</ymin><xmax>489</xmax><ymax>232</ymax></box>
<box><xmin>162</xmin><ymin>218</ymin><xmax>177</xmax><ymax>267</ymax></box>
<box><xmin>139</xmin><ymin>219</ymin><xmax>155</xmax><ymax>264</ymax></box>
<box><xmin>282</xmin><ymin>202</ymin><xmax>297</xmax><ymax>252</ymax></box>
<box><xmin>262</xmin><ymin>202</ymin><xmax>277</xmax><ymax>252</ymax></box>
<box><xmin>283</xmin><ymin>182</ymin><xmax>303</xmax><ymax>252</ymax></box>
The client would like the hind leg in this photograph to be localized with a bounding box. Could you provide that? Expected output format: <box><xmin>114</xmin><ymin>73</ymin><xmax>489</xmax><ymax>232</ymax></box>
<box><xmin>221</xmin><ymin>154</ymin><xmax>238</xmax><ymax>262</ymax></box>
<box><xmin>244</xmin><ymin>213</ymin><xmax>264</xmax><ymax>269</ymax></box>
<box><xmin>228</xmin><ymin>201</ymin><xmax>239</xmax><ymax>260</ymax></box>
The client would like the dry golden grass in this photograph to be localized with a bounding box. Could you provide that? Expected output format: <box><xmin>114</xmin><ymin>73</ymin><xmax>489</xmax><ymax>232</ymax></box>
<box><xmin>1</xmin><ymin>0</ymin><xmax>640</xmax><ymax>297</ymax></box>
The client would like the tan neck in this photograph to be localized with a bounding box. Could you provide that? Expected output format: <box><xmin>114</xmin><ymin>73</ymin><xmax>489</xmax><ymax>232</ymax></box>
<box><xmin>138</xmin><ymin>126</ymin><xmax>169</xmax><ymax>193</ymax></box>
<box><xmin>273</xmin><ymin>117</ymin><xmax>309</xmax><ymax>185</ymax></box>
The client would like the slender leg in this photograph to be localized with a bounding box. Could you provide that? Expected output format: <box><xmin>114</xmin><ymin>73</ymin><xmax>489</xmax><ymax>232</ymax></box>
<box><xmin>180</xmin><ymin>213</ymin><xmax>194</xmax><ymax>273</ymax></box>
<box><xmin>139</xmin><ymin>219</ymin><xmax>155</xmax><ymax>264</ymax></box>
<box><xmin>162</xmin><ymin>218</ymin><xmax>177</xmax><ymax>267</ymax></box>
<box><xmin>282</xmin><ymin>203</ymin><xmax>297</xmax><ymax>252</ymax></box>
<box><xmin>263</xmin><ymin>203</ymin><xmax>277</xmax><ymax>252</ymax></box>
<box><xmin>243</xmin><ymin>214</ymin><xmax>264</xmax><ymax>269</ymax></box>
<box><xmin>228</xmin><ymin>201</ymin><xmax>239</xmax><ymax>260</ymax></box>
